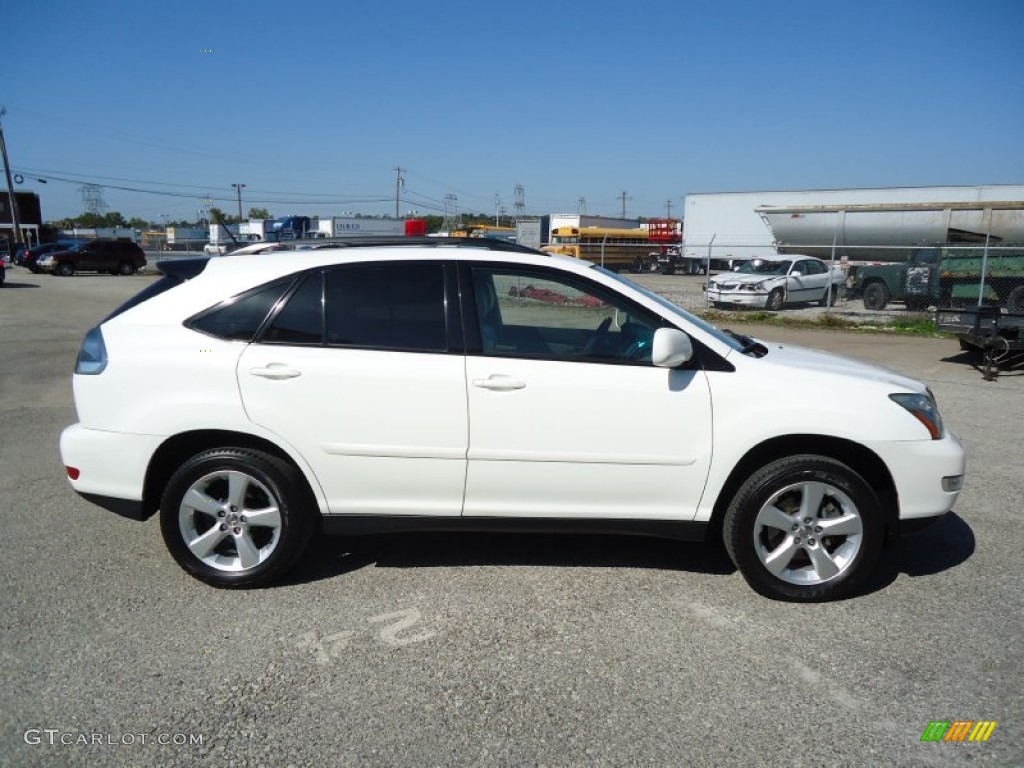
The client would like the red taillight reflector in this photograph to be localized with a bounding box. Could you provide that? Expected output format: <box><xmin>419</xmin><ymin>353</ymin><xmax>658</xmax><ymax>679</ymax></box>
<box><xmin>66</xmin><ymin>466</ymin><xmax>80</xmax><ymax>480</ymax></box>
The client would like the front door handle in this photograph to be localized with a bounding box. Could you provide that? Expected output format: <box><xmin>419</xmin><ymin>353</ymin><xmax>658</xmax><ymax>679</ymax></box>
<box><xmin>250</xmin><ymin>364</ymin><xmax>302</xmax><ymax>380</ymax></box>
<box><xmin>473</xmin><ymin>375</ymin><xmax>526</xmax><ymax>391</ymax></box>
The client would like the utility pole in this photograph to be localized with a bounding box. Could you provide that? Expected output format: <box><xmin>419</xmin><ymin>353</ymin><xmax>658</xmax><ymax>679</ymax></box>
<box><xmin>0</xmin><ymin>106</ymin><xmax>24</xmax><ymax>248</ymax></box>
<box><xmin>494</xmin><ymin>192</ymin><xmax>501</xmax><ymax>226</ymax></box>
<box><xmin>665</xmin><ymin>200</ymin><xmax>673</xmax><ymax>219</ymax></box>
<box><xmin>394</xmin><ymin>166</ymin><xmax>405</xmax><ymax>219</ymax></box>
<box><xmin>231</xmin><ymin>183</ymin><xmax>246</xmax><ymax>223</ymax></box>
<box><xmin>577</xmin><ymin>197</ymin><xmax>587</xmax><ymax>215</ymax></box>
<box><xmin>619</xmin><ymin>190</ymin><xmax>631</xmax><ymax>219</ymax></box>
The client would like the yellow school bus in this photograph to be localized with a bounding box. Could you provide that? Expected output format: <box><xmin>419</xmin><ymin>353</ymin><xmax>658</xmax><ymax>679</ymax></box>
<box><xmin>542</xmin><ymin>226</ymin><xmax>651</xmax><ymax>271</ymax></box>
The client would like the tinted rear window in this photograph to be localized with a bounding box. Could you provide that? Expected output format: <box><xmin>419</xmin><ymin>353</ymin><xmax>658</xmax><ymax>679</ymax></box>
<box><xmin>190</xmin><ymin>280</ymin><xmax>293</xmax><ymax>341</ymax></box>
<box><xmin>325</xmin><ymin>263</ymin><xmax>446</xmax><ymax>351</ymax></box>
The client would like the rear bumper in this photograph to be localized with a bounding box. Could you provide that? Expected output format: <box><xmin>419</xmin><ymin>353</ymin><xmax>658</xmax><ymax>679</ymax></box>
<box><xmin>60</xmin><ymin>424</ymin><xmax>163</xmax><ymax>519</ymax></box>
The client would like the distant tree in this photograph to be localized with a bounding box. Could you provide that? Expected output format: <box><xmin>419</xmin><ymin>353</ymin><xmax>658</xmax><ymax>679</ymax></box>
<box><xmin>248</xmin><ymin>207</ymin><xmax>271</xmax><ymax>220</ymax></box>
<box><xmin>208</xmin><ymin>207</ymin><xmax>236</xmax><ymax>225</ymax></box>
<box><xmin>127</xmin><ymin>217</ymin><xmax>151</xmax><ymax>230</ymax></box>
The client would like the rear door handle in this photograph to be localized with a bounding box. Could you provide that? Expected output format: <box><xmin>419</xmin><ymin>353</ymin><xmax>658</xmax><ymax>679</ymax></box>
<box><xmin>473</xmin><ymin>375</ymin><xmax>526</xmax><ymax>391</ymax></box>
<box><xmin>250</xmin><ymin>364</ymin><xmax>302</xmax><ymax>380</ymax></box>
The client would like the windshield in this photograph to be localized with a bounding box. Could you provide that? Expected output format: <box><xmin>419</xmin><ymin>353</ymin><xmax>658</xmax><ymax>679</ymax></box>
<box><xmin>736</xmin><ymin>259</ymin><xmax>791</xmax><ymax>275</ymax></box>
<box><xmin>596</xmin><ymin>267</ymin><xmax>747</xmax><ymax>354</ymax></box>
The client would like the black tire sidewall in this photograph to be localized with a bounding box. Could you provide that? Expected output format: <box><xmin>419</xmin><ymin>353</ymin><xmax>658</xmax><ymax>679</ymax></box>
<box><xmin>159</xmin><ymin>448</ymin><xmax>314</xmax><ymax>588</ymax></box>
<box><xmin>1006</xmin><ymin>285</ymin><xmax>1024</xmax><ymax>314</ymax></box>
<box><xmin>767</xmin><ymin>288</ymin><xmax>784</xmax><ymax>311</ymax></box>
<box><xmin>723</xmin><ymin>455</ymin><xmax>884</xmax><ymax>602</ymax></box>
<box><xmin>863</xmin><ymin>282</ymin><xmax>889</xmax><ymax>310</ymax></box>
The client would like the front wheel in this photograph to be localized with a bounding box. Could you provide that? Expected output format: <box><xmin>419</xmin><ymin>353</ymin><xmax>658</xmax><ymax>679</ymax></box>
<box><xmin>56</xmin><ymin>262</ymin><xmax>75</xmax><ymax>277</ymax></box>
<box><xmin>160</xmin><ymin>448</ymin><xmax>315</xmax><ymax>588</ymax></box>
<box><xmin>723</xmin><ymin>455</ymin><xmax>884</xmax><ymax>602</ymax></box>
<box><xmin>118</xmin><ymin>260</ymin><xmax>137</xmax><ymax>276</ymax></box>
<box><xmin>766</xmin><ymin>288</ymin><xmax>785</xmax><ymax>311</ymax></box>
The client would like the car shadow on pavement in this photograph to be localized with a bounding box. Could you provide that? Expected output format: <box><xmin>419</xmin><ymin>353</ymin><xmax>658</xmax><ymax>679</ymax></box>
<box><xmin>858</xmin><ymin>512</ymin><xmax>975</xmax><ymax>597</ymax></box>
<box><xmin>0</xmin><ymin>281</ymin><xmax>41</xmax><ymax>288</ymax></box>
<box><xmin>283</xmin><ymin>532</ymin><xmax>737</xmax><ymax>587</ymax></box>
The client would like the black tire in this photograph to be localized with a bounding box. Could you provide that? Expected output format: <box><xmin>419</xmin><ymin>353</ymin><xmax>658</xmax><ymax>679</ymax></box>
<box><xmin>862</xmin><ymin>282</ymin><xmax>889</xmax><ymax>311</ymax></box>
<box><xmin>56</xmin><ymin>261</ymin><xmax>75</xmax><ymax>277</ymax></box>
<box><xmin>1006</xmin><ymin>285</ymin><xmax>1024</xmax><ymax>314</ymax></box>
<box><xmin>118</xmin><ymin>260</ymin><xmax>137</xmax><ymax>276</ymax></box>
<box><xmin>766</xmin><ymin>288</ymin><xmax>785</xmax><ymax>311</ymax></box>
<box><xmin>818</xmin><ymin>285</ymin><xmax>838</xmax><ymax>307</ymax></box>
<box><xmin>722</xmin><ymin>455</ymin><xmax>884</xmax><ymax>602</ymax></box>
<box><xmin>631</xmin><ymin>257</ymin><xmax>645</xmax><ymax>274</ymax></box>
<box><xmin>160</xmin><ymin>447</ymin><xmax>316</xmax><ymax>588</ymax></box>
<box><xmin>660</xmin><ymin>263</ymin><xmax>675</xmax><ymax>276</ymax></box>
<box><xmin>905</xmin><ymin>297</ymin><xmax>929</xmax><ymax>312</ymax></box>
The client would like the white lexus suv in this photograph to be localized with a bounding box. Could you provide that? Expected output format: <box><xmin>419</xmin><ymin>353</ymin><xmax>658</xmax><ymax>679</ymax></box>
<box><xmin>60</xmin><ymin>239</ymin><xmax>966</xmax><ymax>601</ymax></box>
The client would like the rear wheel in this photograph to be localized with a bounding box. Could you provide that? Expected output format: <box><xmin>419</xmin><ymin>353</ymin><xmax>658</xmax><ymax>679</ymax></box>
<box><xmin>1006</xmin><ymin>285</ymin><xmax>1024</xmax><ymax>314</ymax></box>
<box><xmin>819</xmin><ymin>285</ymin><xmax>838</xmax><ymax>307</ymax></box>
<box><xmin>723</xmin><ymin>455</ymin><xmax>884</xmax><ymax>602</ymax></box>
<box><xmin>160</xmin><ymin>447</ymin><xmax>315</xmax><ymax>588</ymax></box>
<box><xmin>862</xmin><ymin>282</ymin><xmax>889</xmax><ymax>311</ymax></box>
<box><xmin>56</xmin><ymin>261</ymin><xmax>75</xmax><ymax>277</ymax></box>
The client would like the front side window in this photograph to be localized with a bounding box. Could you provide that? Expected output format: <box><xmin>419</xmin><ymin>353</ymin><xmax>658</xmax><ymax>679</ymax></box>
<box><xmin>470</xmin><ymin>267</ymin><xmax>660</xmax><ymax>363</ymax></box>
<box><xmin>325</xmin><ymin>263</ymin><xmax>446</xmax><ymax>352</ymax></box>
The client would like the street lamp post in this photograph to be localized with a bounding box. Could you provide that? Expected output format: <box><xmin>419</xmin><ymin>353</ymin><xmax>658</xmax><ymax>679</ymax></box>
<box><xmin>231</xmin><ymin>183</ymin><xmax>246</xmax><ymax>224</ymax></box>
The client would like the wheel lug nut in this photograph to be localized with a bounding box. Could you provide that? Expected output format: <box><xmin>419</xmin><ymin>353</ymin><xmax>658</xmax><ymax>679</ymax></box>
<box><xmin>803</xmin><ymin>517</ymin><xmax>812</xmax><ymax>524</ymax></box>
<box><xmin>219</xmin><ymin>523</ymin><xmax>227</xmax><ymax>531</ymax></box>
<box><xmin>808</xmin><ymin>538</ymin><xmax>816</xmax><ymax>546</ymax></box>
<box><xmin>230</xmin><ymin>506</ymin><xmax>237</xmax><ymax>512</ymax></box>
<box><xmin>792</xmin><ymin>524</ymin><xmax>799</xmax><ymax>531</ymax></box>
<box><xmin>240</xmin><ymin>516</ymin><xmax>247</xmax><ymax>523</ymax></box>
<box><xmin>814</xmin><ymin>526</ymin><xmax>823</xmax><ymax>533</ymax></box>
<box><xmin>794</xmin><ymin>537</ymin><xmax>801</xmax><ymax>544</ymax></box>
<box><xmin>218</xmin><ymin>510</ymin><xmax>225</xmax><ymax>517</ymax></box>
<box><xmin>233</xmin><ymin>527</ymin><xmax>241</xmax><ymax>535</ymax></box>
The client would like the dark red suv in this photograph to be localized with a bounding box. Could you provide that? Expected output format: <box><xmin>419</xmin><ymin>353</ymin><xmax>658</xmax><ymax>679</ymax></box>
<box><xmin>39</xmin><ymin>239</ymin><xmax>147</xmax><ymax>276</ymax></box>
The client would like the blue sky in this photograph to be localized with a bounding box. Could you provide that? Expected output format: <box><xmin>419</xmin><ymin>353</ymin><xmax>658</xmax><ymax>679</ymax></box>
<box><xmin>3</xmin><ymin>0</ymin><xmax>1022</xmax><ymax>222</ymax></box>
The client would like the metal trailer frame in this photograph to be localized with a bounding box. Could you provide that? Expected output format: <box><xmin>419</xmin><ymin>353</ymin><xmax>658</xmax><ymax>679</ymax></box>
<box><xmin>935</xmin><ymin>305</ymin><xmax>1024</xmax><ymax>381</ymax></box>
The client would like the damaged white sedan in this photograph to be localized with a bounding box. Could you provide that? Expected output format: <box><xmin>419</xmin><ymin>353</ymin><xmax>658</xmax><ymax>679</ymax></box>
<box><xmin>706</xmin><ymin>255</ymin><xmax>845</xmax><ymax>311</ymax></box>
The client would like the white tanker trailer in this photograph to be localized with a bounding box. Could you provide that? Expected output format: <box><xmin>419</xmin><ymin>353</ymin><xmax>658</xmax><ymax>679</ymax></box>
<box><xmin>757</xmin><ymin>200</ymin><xmax>1024</xmax><ymax>262</ymax></box>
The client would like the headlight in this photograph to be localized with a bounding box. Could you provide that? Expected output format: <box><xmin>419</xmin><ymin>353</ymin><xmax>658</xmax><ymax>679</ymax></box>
<box><xmin>889</xmin><ymin>392</ymin><xmax>944</xmax><ymax>439</ymax></box>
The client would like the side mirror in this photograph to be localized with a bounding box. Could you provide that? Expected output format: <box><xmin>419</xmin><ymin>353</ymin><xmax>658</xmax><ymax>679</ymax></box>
<box><xmin>651</xmin><ymin>328</ymin><xmax>693</xmax><ymax>368</ymax></box>
<box><xmin>791</xmin><ymin>269</ymin><xmax>802</xmax><ymax>276</ymax></box>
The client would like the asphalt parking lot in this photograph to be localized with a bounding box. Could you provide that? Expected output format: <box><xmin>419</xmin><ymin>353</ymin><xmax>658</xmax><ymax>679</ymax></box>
<box><xmin>1</xmin><ymin>267</ymin><xmax>1021</xmax><ymax>767</ymax></box>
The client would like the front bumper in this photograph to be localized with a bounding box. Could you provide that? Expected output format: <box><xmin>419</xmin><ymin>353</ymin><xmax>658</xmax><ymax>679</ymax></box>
<box><xmin>60</xmin><ymin>424</ymin><xmax>164</xmax><ymax>520</ymax></box>
<box><xmin>866</xmin><ymin>430</ymin><xmax>967</xmax><ymax>521</ymax></box>
<box><xmin>706</xmin><ymin>289</ymin><xmax>768</xmax><ymax>307</ymax></box>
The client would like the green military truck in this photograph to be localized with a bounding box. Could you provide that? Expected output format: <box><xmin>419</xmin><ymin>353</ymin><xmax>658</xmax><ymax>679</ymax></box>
<box><xmin>846</xmin><ymin>246</ymin><xmax>1024</xmax><ymax>313</ymax></box>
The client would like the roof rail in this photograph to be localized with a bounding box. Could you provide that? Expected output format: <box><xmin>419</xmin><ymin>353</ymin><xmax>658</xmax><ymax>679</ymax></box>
<box><xmin>308</xmin><ymin>236</ymin><xmax>545</xmax><ymax>255</ymax></box>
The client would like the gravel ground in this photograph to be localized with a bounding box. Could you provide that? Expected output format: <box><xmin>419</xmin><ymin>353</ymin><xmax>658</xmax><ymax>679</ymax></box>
<box><xmin>1</xmin><ymin>267</ymin><xmax>1020</xmax><ymax>767</ymax></box>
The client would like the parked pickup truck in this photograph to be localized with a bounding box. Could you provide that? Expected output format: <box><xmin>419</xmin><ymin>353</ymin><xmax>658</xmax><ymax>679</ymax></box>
<box><xmin>847</xmin><ymin>247</ymin><xmax>1024</xmax><ymax>313</ymax></box>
